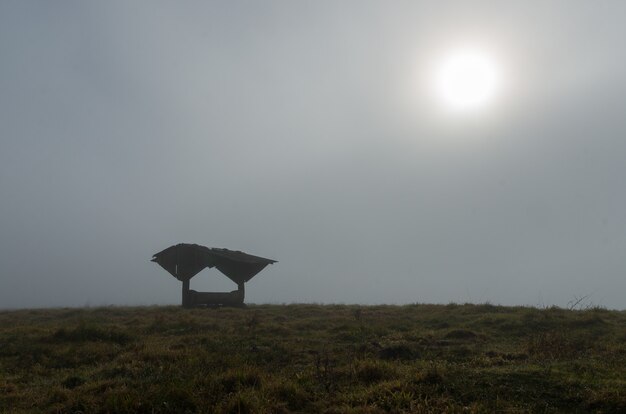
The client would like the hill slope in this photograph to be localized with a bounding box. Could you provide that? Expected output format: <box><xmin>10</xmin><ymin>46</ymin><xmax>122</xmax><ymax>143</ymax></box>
<box><xmin>1</xmin><ymin>304</ymin><xmax>625</xmax><ymax>413</ymax></box>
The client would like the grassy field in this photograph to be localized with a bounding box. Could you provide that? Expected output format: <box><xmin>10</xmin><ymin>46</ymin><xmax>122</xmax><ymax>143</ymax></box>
<box><xmin>1</xmin><ymin>303</ymin><xmax>625</xmax><ymax>413</ymax></box>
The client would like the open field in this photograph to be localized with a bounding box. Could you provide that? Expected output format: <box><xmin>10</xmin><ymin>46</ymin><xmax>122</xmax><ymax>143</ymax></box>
<box><xmin>1</xmin><ymin>304</ymin><xmax>625</xmax><ymax>413</ymax></box>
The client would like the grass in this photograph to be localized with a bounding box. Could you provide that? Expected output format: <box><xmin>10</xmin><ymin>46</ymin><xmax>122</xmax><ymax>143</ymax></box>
<box><xmin>1</xmin><ymin>303</ymin><xmax>625</xmax><ymax>413</ymax></box>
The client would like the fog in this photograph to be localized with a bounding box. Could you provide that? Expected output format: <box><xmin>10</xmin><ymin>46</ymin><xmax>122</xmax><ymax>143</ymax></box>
<box><xmin>2</xmin><ymin>1</ymin><xmax>626</xmax><ymax>309</ymax></box>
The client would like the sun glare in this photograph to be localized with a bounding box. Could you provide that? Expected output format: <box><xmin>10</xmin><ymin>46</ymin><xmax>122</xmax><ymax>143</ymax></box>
<box><xmin>433</xmin><ymin>47</ymin><xmax>501</xmax><ymax>113</ymax></box>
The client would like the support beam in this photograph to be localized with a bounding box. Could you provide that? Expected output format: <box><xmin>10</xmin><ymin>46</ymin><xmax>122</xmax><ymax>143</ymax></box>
<box><xmin>238</xmin><ymin>282</ymin><xmax>245</xmax><ymax>304</ymax></box>
<box><xmin>182</xmin><ymin>279</ymin><xmax>190</xmax><ymax>307</ymax></box>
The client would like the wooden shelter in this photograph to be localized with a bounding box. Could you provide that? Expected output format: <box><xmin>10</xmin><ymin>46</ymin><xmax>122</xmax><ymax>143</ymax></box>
<box><xmin>151</xmin><ymin>243</ymin><xmax>277</xmax><ymax>307</ymax></box>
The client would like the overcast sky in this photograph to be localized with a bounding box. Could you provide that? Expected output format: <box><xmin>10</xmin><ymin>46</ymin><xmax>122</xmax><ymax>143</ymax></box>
<box><xmin>2</xmin><ymin>1</ymin><xmax>626</xmax><ymax>309</ymax></box>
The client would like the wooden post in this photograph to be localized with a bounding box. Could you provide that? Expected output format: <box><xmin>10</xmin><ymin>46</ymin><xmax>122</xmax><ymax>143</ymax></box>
<box><xmin>182</xmin><ymin>279</ymin><xmax>190</xmax><ymax>307</ymax></box>
<box><xmin>238</xmin><ymin>282</ymin><xmax>245</xmax><ymax>305</ymax></box>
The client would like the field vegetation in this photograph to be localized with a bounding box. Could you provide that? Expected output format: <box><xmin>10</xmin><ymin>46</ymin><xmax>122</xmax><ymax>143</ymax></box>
<box><xmin>1</xmin><ymin>303</ymin><xmax>625</xmax><ymax>413</ymax></box>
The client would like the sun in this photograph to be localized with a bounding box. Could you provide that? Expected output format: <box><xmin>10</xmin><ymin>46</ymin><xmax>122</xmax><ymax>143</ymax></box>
<box><xmin>433</xmin><ymin>47</ymin><xmax>501</xmax><ymax>113</ymax></box>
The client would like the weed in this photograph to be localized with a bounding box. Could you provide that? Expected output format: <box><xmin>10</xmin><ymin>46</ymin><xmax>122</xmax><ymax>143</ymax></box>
<box><xmin>218</xmin><ymin>367</ymin><xmax>263</xmax><ymax>393</ymax></box>
<box><xmin>61</xmin><ymin>375</ymin><xmax>85</xmax><ymax>389</ymax></box>
<box><xmin>353</xmin><ymin>308</ymin><xmax>362</xmax><ymax>321</ymax></box>
<box><xmin>355</xmin><ymin>360</ymin><xmax>396</xmax><ymax>384</ymax></box>
<box><xmin>51</xmin><ymin>323</ymin><xmax>132</xmax><ymax>344</ymax></box>
<box><xmin>377</xmin><ymin>343</ymin><xmax>416</xmax><ymax>360</ymax></box>
<box><xmin>444</xmin><ymin>329</ymin><xmax>478</xmax><ymax>340</ymax></box>
<box><xmin>420</xmin><ymin>364</ymin><xmax>445</xmax><ymax>385</ymax></box>
<box><xmin>526</xmin><ymin>330</ymin><xmax>590</xmax><ymax>359</ymax></box>
<box><xmin>218</xmin><ymin>390</ymin><xmax>261</xmax><ymax>414</ymax></box>
<box><xmin>313</xmin><ymin>349</ymin><xmax>336</xmax><ymax>392</ymax></box>
<box><xmin>268</xmin><ymin>382</ymin><xmax>310</xmax><ymax>411</ymax></box>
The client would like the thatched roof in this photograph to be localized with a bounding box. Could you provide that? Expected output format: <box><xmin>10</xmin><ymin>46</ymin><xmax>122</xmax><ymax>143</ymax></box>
<box><xmin>151</xmin><ymin>243</ymin><xmax>276</xmax><ymax>284</ymax></box>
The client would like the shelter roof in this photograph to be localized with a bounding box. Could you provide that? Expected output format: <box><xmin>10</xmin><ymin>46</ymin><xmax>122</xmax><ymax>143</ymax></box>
<box><xmin>151</xmin><ymin>243</ymin><xmax>276</xmax><ymax>284</ymax></box>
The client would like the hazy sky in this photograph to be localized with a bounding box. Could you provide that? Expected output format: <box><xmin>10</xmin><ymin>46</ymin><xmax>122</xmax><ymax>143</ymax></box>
<box><xmin>2</xmin><ymin>1</ymin><xmax>626</xmax><ymax>309</ymax></box>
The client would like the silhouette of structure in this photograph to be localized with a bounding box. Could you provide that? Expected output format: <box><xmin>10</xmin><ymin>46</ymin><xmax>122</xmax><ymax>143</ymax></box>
<box><xmin>151</xmin><ymin>243</ymin><xmax>277</xmax><ymax>307</ymax></box>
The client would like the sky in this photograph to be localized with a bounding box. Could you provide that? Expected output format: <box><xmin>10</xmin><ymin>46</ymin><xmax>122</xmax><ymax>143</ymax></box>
<box><xmin>2</xmin><ymin>1</ymin><xmax>626</xmax><ymax>309</ymax></box>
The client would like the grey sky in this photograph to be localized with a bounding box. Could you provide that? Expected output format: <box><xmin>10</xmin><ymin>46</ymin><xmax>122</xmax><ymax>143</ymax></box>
<box><xmin>2</xmin><ymin>1</ymin><xmax>626</xmax><ymax>309</ymax></box>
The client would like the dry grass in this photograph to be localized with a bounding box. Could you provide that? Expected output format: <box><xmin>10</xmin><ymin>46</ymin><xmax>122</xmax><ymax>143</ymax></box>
<box><xmin>1</xmin><ymin>304</ymin><xmax>625</xmax><ymax>413</ymax></box>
